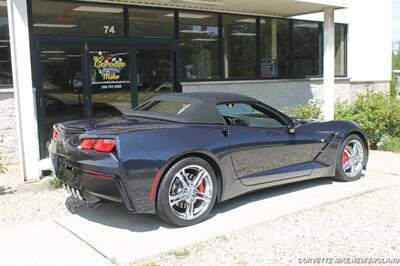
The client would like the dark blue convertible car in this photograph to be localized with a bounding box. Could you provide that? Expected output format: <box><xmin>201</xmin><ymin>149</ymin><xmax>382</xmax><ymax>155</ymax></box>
<box><xmin>50</xmin><ymin>92</ymin><xmax>368</xmax><ymax>226</ymax></box>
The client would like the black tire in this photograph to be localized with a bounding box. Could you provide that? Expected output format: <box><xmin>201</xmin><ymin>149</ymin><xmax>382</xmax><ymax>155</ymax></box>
<box><xmin>156</xmin><ymin>157</ymin><xmax>218</xmax><ymax>227</ymax></box>
<box><xmin>335</xmin><ymin>134</ymin><xmax>367</xmax><ymax>182</ymax></box>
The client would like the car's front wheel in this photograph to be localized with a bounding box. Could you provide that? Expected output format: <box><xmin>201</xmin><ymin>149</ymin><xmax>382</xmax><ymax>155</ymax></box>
<box><xmin>335</xmin><ymin>134</ymin><xmax>367</xmax><ymax>182</ymax></box>
<box><xmin>156</xmin><ymin>157</ymin><xmax>217</xmax><ymax>227</ymax></box>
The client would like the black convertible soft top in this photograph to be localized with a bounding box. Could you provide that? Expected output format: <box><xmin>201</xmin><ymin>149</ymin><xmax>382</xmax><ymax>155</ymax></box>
<box><xmin>127</xmin><ymin>92</ymin><xmax>258</xmax><ymax>124</ymax></box>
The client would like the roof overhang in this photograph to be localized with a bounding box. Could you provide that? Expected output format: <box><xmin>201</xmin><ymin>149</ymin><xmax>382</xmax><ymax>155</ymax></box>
<box><xmin>80</xmin><ymin>0</ymin><xmax>347</xmax><ymax>17</ymax></box>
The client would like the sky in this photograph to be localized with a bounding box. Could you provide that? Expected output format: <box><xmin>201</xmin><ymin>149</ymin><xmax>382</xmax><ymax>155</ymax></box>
<box><xmin>394</xmin><ymin>0</ymin><xmax>400</xmax><ymax>48</ymax></box>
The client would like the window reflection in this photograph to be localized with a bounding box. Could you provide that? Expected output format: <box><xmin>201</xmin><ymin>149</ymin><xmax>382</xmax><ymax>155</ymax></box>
<box><xmin>179</xmin><ymin>12</ymin><xmax>220</xmax><ymax>80</ymax></box>
<box><xmin>137</xmin><ymin>48</ymin><xmax>173</xmax><ymax>104</ymax></box>
<box><xmin>276</xmin><ymin>20</ymin><xmax>291</xmax><ymax>77</ymax></box>
<box><xmin>129</xmin><ymin>8</ymin><xmax>175</xmax><ymax>38</ymax></box>
<box><xmin>0</xmin><ymin>1</ymin><xmax>12</xmax><ymax>85</ymax></box>
<box><xmin>31</xmin><ymin>3</ymin><xmax>348</xmax><ymax>84</ymax></box>
<box><xmin>260</xmin><ymin>18</ymin><xmax>274</xmax><ymax>78</ymax></box>
<box><xmin>32</xmin><ymin>1</ymin><xmax>124</xmax><ymax>37</ymax></box>
<box><xmin>335</xmin><ymin>24</ymin><xmax>346</xmax><ymax>76</ymax></box>
<box><xmin>223</xmin><ymin>15</ymin><xmax>257</xmax><ymax>78</ymax></box>
<box><xmin>293</xmin><ymin>21</ymin><xmax>321</xmax><ymax>77</ymax></box>
<box><xmin>41</xmin><ymin>48</ymin><xmax>84</xmax><ymax>145</ymax></box>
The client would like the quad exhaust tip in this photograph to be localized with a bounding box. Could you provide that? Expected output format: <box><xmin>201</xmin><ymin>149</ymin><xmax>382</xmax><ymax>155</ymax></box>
<box><xmin>63</xmin><ymin>184</ymin><xmax>85</xmax><ymax>201</ymax></box>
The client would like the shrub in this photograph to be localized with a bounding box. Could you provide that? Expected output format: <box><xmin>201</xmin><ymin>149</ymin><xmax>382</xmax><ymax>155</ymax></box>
<box><xmin>390</xmin><ymin>77</ymin><xmax>398</xmax><ymax>98</ymax></box>
<box><xmin>378</xmin><ymin>136</ymin><xmax>400</xmax><ymax>153</ymax></box>
<box><xmin>284</xmin><ymin>101</ymin><xmax>323</xmax><ymax>120</ymax></box>
<box><xmin>335</xmin><ymin>92</ymin><xmax>400</xmax><ymax>148</ymax></box>
<box><xmin>0</xmin><ymin>164</ymin><xmax>6</xmax><ymax>174</ymax></box>
<box><xmin>49</xmin><ymin>176</ymin><xmax>62</xmax><ymax>189</ymax></box>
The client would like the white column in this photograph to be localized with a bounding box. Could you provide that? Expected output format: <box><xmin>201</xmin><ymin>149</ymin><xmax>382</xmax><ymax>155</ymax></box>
<box><xmin>7</xmin><ymin>0</ymin><xmax>41</xmax><ymax>181</ymax></box>
<box><xmin>323</xmin><ymin>8</ymin><xmax>335</xmax><ymax>121</ymax></box>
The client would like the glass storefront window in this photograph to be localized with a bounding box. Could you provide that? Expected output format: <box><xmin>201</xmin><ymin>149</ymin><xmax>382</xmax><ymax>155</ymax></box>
<box><xmin>0</xmin><ymin>0</ymin><xmax>12</xmax><ymax>85</ymax></box>
<box><xmin>32</xmin><ymin>1</ymin><xmax>124</xmax><ymax>37</ymax></box>
<box><xmin>223</xmin><ymin>15</ymin><xmax>257</xmax><ymax>79</ymax></box>
<box><xmin>260</xmin><ymin>18</ymin><xmax>274</xmax><ymax>78</ymax></box>
<box><xmin>335</xmin><ymin>24</ymin><xmax>346</xmax><ymax>76</ymax></box>
<box><xmin>129</xmin><ymin>8</ymin><xmax>175</xmax><ymax>38</ymax></box>
<box><xmin>137</xmin><ymin>47</ymin><xmax>174</xmax><ymax>104</ymax></box>
<box><xmin>31</xmin><ymin>2</ymin><xmax>348</xmax><ymax>84</ymax></box>
<box><xmin>179</xmin><ymin>12</ymin><xmax>219</xmax><ymax>80</ymax></box>
<box><xmin>260</xmin><ymin>18</ymin><xmax>291</xmax><ymax>78</ymax></box>
<box><xmin>293</xmin><ymin>20</ymin><xmax>321</xmax><ymax>77</ymax></box>
<box><xmin>276</xmin><ymin>19</ymin><xmax>291</xmax><ymax>78</ymax></box>
<box><xmin>41</xmin><ymin>47</ymin><xmax>84</xmax><ymax>145</ymax></box>
<box><xmin>89</xmin><ymin>49</ymin><xmax>131</xmax><ymax>114</ymax></box>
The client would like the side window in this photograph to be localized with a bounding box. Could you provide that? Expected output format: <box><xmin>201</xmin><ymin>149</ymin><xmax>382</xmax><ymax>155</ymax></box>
<box><xmin>217</xmin><ymin>103</ymin><xmax>285</xmax><ymax>128</ymax></box>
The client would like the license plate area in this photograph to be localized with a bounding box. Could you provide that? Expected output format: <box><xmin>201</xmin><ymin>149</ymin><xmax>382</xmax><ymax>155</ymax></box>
<box><xmin>56</xmin><ymin>157</ymin><xmax>81</xmax><ymax>188</ymax></box>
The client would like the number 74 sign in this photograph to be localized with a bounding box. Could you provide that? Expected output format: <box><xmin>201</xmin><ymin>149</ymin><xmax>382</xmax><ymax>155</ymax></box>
<box><xmin>103</xmin><ymin>25</ymin><xmax>116</xmax><ymax>35</ymax></box>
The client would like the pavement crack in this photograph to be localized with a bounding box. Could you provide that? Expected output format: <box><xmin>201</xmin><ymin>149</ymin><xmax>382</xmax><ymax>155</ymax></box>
<box><xmin>53</xmin><ymin>219</ymin><xmax>118</xmax><ymax>265</ymax></box>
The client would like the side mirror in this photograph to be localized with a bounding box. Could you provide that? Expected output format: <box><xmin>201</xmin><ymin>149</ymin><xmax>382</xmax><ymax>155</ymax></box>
<box><xmin>288</xmin><ymin>119</ymin><xmax>301</xmax><ymax>134</ymax></box>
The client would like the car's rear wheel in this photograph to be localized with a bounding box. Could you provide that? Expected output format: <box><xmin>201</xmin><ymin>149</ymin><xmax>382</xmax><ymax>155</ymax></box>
<box><xmin>156</xmin><ymin>157</ymin><xmax>217</xmax><ymax>227</ymax></box>
<box><xmin>335</xmin><ymin>134</ymin><xmax>366</xmax><ymax>182</ymax></box>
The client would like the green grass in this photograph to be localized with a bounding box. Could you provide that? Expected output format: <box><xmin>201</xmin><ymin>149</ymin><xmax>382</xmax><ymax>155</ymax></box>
<box><xmin>216</xmin><ymin>234</ymin><xmax>229</xmax><ymax>241</ymax></box>
<box><xmin>236</xmin><ymin>258</ymin><xmax>248</xmax><ymax>266</ymax></box>
<box><xmin>135</xmin><ymin>261</ymin><xmax>158</xmax><ymax>266</ymax></box>
<box><xmin>169</xmin><ymin>249</ymin><xmax>190</xmax><ymax>258</ymax></box>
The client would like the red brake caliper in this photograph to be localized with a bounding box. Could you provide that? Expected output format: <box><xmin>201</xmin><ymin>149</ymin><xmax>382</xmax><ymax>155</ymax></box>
<box><xmin>198</xmin><ymin>181</ymin><xmax>205</xmax><ymax>193</ymax></box>
<box><xmin>342</xmin><ymin>151</ymin><xmax>348</xmax><ymax>166</ymax></box>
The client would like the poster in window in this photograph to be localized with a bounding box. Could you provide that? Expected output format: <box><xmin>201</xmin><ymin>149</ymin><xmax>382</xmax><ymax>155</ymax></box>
<box><xmin>90</xmin><ymin>51</ymin><xmax>130</xmax><ymax>91</ymax></box>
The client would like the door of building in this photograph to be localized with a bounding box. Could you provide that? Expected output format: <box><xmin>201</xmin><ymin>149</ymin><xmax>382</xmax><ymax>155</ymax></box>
<box><xmin>37</xmin><ymin>44</ymin><xmax>87</xmax><ymax>156</ymax></box>
<box><xmin>36</xmin><ymin>42</ymin><xmax>178</xmax><ymax>158</ymax></box>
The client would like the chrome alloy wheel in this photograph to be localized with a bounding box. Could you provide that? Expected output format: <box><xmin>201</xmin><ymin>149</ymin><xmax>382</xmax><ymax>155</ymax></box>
<box><xmin>168</xmin><ymin>165</ymin><xmax>213</xmax><ymax>220</ymax></box>
<box><xmin>342</xmin><ymin>139</ymin><xmax>364</xmax><ymax>177</ymax></box>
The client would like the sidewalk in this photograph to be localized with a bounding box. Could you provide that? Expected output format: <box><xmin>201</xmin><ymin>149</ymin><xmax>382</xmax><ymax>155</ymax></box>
<box><xmin>1</xmin><ymin>167</ymin><xmax>399</xmax><ymax>266</ymax></box>
<box><xmin>368</xmin><ymin>150</ymin><xmax>400</xmax><ymax>176</ymax></box>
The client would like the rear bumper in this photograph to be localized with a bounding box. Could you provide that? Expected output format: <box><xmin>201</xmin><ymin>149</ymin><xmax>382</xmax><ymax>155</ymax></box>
<box><xmin>49</xmin><ymin>141</ymin><xmax>135</xmax><ymax>211</ymax></box>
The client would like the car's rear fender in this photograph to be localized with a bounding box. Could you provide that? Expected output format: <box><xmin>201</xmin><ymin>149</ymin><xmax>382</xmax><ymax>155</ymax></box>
<box><xmin>116</xmin><ymin>125</ymin><xmax>236</xmax><ymax>213</ymax></box>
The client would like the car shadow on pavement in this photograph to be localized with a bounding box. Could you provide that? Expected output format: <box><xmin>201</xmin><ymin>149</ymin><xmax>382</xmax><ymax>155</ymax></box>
<box><xmin>211</xmin><ymin>177</ymin><xmax>334</xmax><ymax>217</ymax></box>
<box><xmin>67</xmin><ymin>177</ymin><xmax>334</xmax><ymax>232</ymax></box>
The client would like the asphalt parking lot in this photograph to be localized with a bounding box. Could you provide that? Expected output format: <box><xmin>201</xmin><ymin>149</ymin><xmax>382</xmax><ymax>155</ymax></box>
<box><xmin>1</xmin><ymin>164</ymin><xmax>400</xmax><ymax>265</ymax></box>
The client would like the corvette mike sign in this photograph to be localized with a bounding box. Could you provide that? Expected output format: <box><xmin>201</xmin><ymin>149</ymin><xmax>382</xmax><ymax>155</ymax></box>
<box><xmin>90</xmin><ymin>51</ymin><xmax>130</xmax><ymax>91</ymax></box>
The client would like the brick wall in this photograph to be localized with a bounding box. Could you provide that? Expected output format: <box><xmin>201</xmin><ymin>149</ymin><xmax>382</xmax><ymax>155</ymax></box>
<box><xmin>0</xmin><ymin>90</ymin><xmax>19</xmax><ymax>165</ymax></box>
<box><xmin>182</xmin><ymin>79</ymin><xmax>390</xmax><ymax>110</ymax></box>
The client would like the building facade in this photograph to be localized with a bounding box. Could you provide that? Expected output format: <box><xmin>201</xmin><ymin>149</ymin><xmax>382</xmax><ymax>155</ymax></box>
<box><xmin>0</xmin><ymin>0</ymin><xmax>393</xmax><ymax>181</ymax></box>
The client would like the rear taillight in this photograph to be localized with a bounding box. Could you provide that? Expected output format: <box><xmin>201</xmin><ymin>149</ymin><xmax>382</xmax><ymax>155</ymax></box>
<box><xmin>93</xmin><ymin>139</ymin><xmax>116</xmax><ymax>152</ymax></box>
<box><xmin>80</xmin><ymin>139</ymin><xmax>97</xmax><ymax>150</ymax></box>
<box><xmin>80</xmin><ymin>138</ymin><xmax>116</xmax><ymax>152</ymax></box>
<box><xmin>52</xmin><ymin>127</ymin><xmax>59</xmax><ymax>141</ymax></box>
